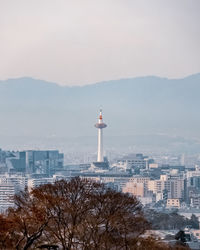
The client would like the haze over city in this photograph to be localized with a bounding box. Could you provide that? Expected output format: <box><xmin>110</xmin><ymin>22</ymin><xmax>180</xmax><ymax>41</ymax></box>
<box><xmin>1</xmin><ymin>1</ymin><xmax>200</xmax><ymax>249</ymax></box>
<box><xmin>0</xmin><ymin>0</ymin><xmax>200</xmax><ymax>153</ymax></box>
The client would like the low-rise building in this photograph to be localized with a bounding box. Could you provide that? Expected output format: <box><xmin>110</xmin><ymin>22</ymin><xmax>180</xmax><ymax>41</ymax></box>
<box><xmin>122</xmin><ymin>182</ymin><xmax>144</xmax><ymax>197</ymax></box>
<box><xmin>166</xmin><ymin>198</ymin><xmax>180</xmax><ymax>208</ymax></box>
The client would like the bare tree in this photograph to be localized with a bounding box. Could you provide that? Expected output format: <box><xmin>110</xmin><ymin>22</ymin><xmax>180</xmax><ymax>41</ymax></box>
<box><xmin>0</xmin><ymin>177</ymin><xmax>189</xmax><ymax>250</ymax></box>
<box><xmin>2</xmin><ymin>189</ymin><xmax>51</xmax><ymax>250</ymax></box>
<box><xmin>31</xmin><ymin>178</ymin><xmax>102</xmax><ymax>249</ymax></box>
<box><xmin>78</xmin><ymin>187</ymin><xmax>149</xmax><ymax>249</ymax></box>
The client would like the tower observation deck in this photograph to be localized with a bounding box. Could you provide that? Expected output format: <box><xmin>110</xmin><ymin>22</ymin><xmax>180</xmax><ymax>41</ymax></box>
<box><xmin>95</xmin><ymin>109</ymin><xmax>107</xmax><ymax>162</ymax></box>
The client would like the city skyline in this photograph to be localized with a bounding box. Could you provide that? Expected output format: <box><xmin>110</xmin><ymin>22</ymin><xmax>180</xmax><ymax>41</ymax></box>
<box><xmin>1</xmin><ymin>1</ymin><xmax>200</xmax><ymax>248</ymax></box>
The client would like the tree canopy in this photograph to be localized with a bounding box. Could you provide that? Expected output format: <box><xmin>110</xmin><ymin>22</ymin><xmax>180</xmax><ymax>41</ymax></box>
<box><xmin>0</xmin><ymin>177</ymin><xmax>189</xmax><ymax>250</ymax></box>
<box><xmin>145</xmin><ymin>209</ymin><xmax>199</xmax><ymax>230</ymax></box>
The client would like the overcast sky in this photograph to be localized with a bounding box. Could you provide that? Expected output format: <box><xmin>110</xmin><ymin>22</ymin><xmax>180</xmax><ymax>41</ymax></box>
<box><xmin>0</xmin><ymin>0</ymin><xmax>199</xmax><ymax>85</ymax></box>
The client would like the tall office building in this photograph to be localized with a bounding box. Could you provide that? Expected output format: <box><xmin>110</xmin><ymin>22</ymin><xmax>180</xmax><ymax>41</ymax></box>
<box><xmin>6</xmin><ymin>150</ymin><xmax>64</xmax><ymax>175</ymax></box>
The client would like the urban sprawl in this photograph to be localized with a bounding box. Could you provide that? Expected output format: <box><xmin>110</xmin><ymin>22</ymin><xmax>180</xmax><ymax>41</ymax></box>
<box><xmin>1</xmin><ymin>111</ymin><xmax>200</xmax><ymax>248</ymax></box>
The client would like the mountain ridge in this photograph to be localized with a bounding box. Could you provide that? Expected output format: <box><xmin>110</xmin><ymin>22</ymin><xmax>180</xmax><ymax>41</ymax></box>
<box><xmin>1</xmin><ymin>72</ymin><xmax>200</xmax><ymax>88</ymax></box>
<box><xmin>0</xmin><ymin>73</ymin><xmax>200</xmax><ymax>145</ymax></box>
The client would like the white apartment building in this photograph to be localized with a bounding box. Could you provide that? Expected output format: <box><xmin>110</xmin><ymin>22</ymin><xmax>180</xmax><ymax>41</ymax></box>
<box><xmin>28</xmin><ymin>178</ymin><xmax>54</xmax><ymax>191</ymax></box>
<box><xmin>0</xmin><ymin>183</ymin><xmax>15</xmax><ymax>212</ymax></box>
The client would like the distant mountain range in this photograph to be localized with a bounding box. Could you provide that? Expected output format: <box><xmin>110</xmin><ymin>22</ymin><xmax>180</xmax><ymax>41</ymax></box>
<box><xmin>0</xmin><ymin>74</ymin><xmax>200</xmax><ymax>152</ymax></box>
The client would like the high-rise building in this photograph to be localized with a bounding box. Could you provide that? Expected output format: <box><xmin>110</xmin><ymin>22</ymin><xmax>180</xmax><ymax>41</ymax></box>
<box><xmin>148</xmin><ymin>175</ymin><xmax>184</xmax><ymax>200</ymax></box>
<box><xmin>6</xmin><ymin>150</ymin><xmax>64</xmax><ymax>175</ymax></box>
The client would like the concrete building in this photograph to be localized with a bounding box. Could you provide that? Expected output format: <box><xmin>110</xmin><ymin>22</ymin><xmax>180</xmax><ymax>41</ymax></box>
<box><xmin>190</xmin><ymin>194</ymin><xmax>200</xmax><ymax>208</ymax></box>
<box><xmin>6</xmin><ymin>150</ymin><xmax>64</xmax><ymax>175</ymax></box>
<box><xmin>188</xmin><ymin>176</ymin><xmax>200</xmax><ymax>190</ymax></box>
<box><xmin>148</xmin><ymin>175</ymin><xmax>184</xmax><ymax>200</ymax></box>
<box><xmin>25</xmin><ymin>150</ymin><xmax>64</xmax><ymax>175</ymax></box>
<box><xmin>28</xmin><ymin>177</ymin><xmax>54</xmax><ymax>191</ymax></box>
<box><xmin>0</xmin><ymin>183</ymin><xmax>15</xmax><ymax>212</ymax></box>
<box><xmin>0</xmin><ymin>175</ymin><xmax>28</xmax><ymax>192</ymax></box>
<box><xmin>167</xmin><ymin>178</ymin><xmax>184</xmax><ymax>199</ymax></box>
<box><xmin>149</xmin><ymin>163</ymin><xmax>159</xmax><ymax>169</ymax></box>
<box><xmin>6</xmin><ymin>151</ymin><xmax>26</xmax><ymax>173</ymax></box>
<box><xmin>122</xmin><ymin>182</ymin><xmax>144</xmax><ymax>197</ymax></box>
<box><xmin>119</xmin><ymin>154</ymin><xmax>150</xmax><ymax>172</ymax></box>
<box><xmin>166</xmin><ymin>198</ymin><xmax>180</xmax><ymax>208</ymax></box>
<box><xmin>148</xmin><ymin>179</ymin><xmax>166</xmax><ymax>194</ymax></box>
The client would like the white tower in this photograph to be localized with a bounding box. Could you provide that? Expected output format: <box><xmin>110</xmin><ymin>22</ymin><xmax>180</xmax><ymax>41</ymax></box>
<box><xmin>95</xmin><ymin>109</ymin><xmax>107</xmax><ymax>162</ymax></box>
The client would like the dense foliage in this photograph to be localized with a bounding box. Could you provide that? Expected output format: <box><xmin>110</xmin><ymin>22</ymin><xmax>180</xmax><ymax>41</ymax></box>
<box><xmin>145</xmin><ymin>209</ymin><xmax>199</xmax><ymax>230</ymax></box>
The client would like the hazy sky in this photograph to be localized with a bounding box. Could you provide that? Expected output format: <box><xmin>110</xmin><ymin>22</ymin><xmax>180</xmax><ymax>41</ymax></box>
<box><xmin>0</xmin><ymin>0</ymin><xmax>199</xmax><ymax>85</ymax></box>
